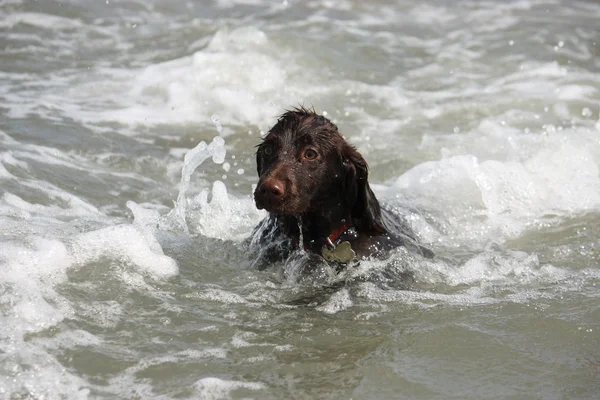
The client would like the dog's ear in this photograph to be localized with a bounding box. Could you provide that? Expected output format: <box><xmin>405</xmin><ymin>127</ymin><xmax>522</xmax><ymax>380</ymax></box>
<box><xmin>341</xmin><ymin>144</ymin><xmax>386</xmax><ymax>233</ymax></box>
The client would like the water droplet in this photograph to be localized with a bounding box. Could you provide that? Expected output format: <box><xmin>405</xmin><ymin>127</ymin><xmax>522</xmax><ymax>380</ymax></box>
<box><xmin>222</xmin><ymin>162</ymin><xmax>230</xmax><ymax>172</ymax></box>
<box><xmin>582</xmin><ymin>107</ymin><xmax>592</xmax><ymax>117</ymax></box>
<box><xmin>558</xmin><ymin>40</ymin><xmax>564</xmax><ymax>47</ymax></box>
<box><xmin>237</xmin><ymin>168</ymin><xmax>245</xmax><ymax>175</ymax></box>
<box><xmin>211</xmin><ymin>114</ymin><xmax>222</xmax><ymax>132</ymax></box>
<box><xmin>453</xmin><ymin>126</ymin><xmax>460</xmax><ymax>133</ymax></box>
<box><xmin>508</xmin><ymin>40</ymin><xmax>514</xmax><ymax>46</ymax></box>
<box><xmin>322</xmin><ymin>111</ymin><xmax>328</xmax><ymax>116</ymax></box>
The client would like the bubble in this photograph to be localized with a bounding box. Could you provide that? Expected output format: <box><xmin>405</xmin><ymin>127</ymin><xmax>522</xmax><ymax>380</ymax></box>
<box><xmin>222</xmin><ymin>162</ymin><xmax>231</xmax><ymax>172</ymax></box>
<box><xmin>237</xmin><ymin>168</ymin><xmax>245</xmax><ymax>175</ymax></box>
<box><xmin>581</xmin><ymin>107</ymin><xmax>592</xmax><ymax>117</ymax></box>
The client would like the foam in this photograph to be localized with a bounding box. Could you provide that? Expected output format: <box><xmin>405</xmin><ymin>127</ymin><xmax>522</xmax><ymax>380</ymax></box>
<box><xmin>55</xmin><ymin>26</ymin><xmax>295</xmax><ymax>128</ymax></box>
<box><xmin>383</xmin><ymin>126</ymin><xmax>600</xmax><ymax>248</ymax></box>
<box><xmin>70</xmin><ymin>224</ymin><xmax>179</xmax><ymax>279</ymax></box>
<box><xmin>34</xmin><ymin>329</ymin><xmax>102</xmax><ymax>350</ymax></box>
<box><xmin>0</xmin><ymin>237</ymin><xmax>90</xmax><ymax>399</ymax></box>
<box><xmin>1</xmin><ymin>25</ymin><xmax>364</xmax><ymax>131</ymax></box>
<box><xmin>0</xmin><ymin>12</ymin><xmax>84</xmax><ymax>30</ymax></box>
<box><xmin>0</xmin><ymin>350</ymin><xmax>90</xmax><ymax>400</ymax></box>
<box><xmin>0</xmin><ymin>151</ymin><xmax>28</xmax><ymax>178</ymax></box>
<box><xmin>187</xmin><ymin>181</ymin><xmax>265</xmax><ymax>240</ymax></box>
<box><xmin>188</xmin><ymin>288</ymin><xmax>248</xmax><ymax>304</ymax></box>
<box><xmin>315</xmin><ymin>288</ymin><xmax>353</xmax><ymax>314</ymax></box>
<box><xmin>194</xmin><ymin>377</ymin><xmax>265</xmax><ymax>399</ymax></box>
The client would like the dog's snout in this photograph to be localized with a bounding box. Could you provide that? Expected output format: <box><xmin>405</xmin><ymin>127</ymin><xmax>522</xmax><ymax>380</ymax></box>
<box><xmin>259</xmin><ymin>177</ymin><xmax>285</xmax><ymax>198</ymax></box>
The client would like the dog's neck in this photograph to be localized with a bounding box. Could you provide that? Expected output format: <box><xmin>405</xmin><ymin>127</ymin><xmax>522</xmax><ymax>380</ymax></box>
<box><xmin>275</xmin><ymin>208</ymin><xmax>352</xmax><ymax>251</ymax></box>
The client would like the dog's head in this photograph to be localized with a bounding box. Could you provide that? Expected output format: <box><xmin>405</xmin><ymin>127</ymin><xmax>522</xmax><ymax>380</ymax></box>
<box><xmin>254</xmin><ymin>107</ymin><xmax>385</xmax><ymax>233</ymax></box>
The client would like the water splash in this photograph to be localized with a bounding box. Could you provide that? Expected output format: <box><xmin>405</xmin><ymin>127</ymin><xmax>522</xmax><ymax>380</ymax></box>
<box><xmin>210</xmin><ymin>114</ymin><xmax>223</xmax><ymax>132</ymax></box>
<box><xmin>167</xmin><ymin>136</ymin><xmax>226</xmax><ymax>233</ymax></box>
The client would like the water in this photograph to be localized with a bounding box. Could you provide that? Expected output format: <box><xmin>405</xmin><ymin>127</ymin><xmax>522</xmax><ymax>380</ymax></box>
<box><xmin>1</xmin><ymin>0</ymin><xmax>599</xmax><ymax>398</ymax></box>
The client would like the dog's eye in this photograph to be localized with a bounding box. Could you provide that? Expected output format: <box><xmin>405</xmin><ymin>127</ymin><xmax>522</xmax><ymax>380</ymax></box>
<box><xmin>262</xmin><ymin>145</ymin><xmax>273</xmax><ymax>156</ymax></box>
<box><xmin>304</xmin><ymin>149</ymin><xmax>318</xmax><ymax>160</ymax></box>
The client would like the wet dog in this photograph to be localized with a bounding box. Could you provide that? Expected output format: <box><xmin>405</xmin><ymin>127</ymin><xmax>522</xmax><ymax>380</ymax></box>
<box><xmin>250</xmin><ymin>107</ymin><xmax>432</xmax><ymax>272</ymax></box>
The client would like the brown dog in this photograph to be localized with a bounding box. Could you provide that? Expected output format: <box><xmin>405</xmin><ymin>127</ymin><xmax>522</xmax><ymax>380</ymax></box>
<box><xmin>251</xmin><ymin>107</ymin><xmax>432</xmax><ymax>271</ymax></box>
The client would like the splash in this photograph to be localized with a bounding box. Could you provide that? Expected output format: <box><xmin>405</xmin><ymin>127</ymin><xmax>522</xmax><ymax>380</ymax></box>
<box><xmin>167</xmin><ymin>136</ymin><xmax>226</xmax><ymax>233</ymax></box>
<box><xmin>162</xmin><ymin>135</ymin><xmax>264</xmax><ymax>240</ymax></box>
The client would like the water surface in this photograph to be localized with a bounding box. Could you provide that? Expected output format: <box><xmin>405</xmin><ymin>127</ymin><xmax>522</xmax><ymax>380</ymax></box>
<box><xmin>1</xmin><ymin>0</ymin><xmax>599</xmax><ymax>398</ymax></box>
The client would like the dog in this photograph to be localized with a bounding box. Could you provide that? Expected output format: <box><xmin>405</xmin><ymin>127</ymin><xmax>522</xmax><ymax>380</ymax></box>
<box><xmin>250</xmin><ymin>107</ymin><xmax>432</xmax><ymax>273</ymax></box>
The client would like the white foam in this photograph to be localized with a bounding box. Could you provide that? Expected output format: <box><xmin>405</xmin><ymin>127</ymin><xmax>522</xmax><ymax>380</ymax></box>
<box><xmin>0</xmin><ymin>237</ymin><xmax>90</xmax><ymax>399</ymax></box>
<box><xmin>0</xmin><ymin>151</ymin><xmax>28</xmax><ymax>179</ymax></box>
<box><xmin>188</xmin><ymin>288</ymin><xmax>248</xmax><ymax>304</ymax></box>
<box><xmin>70</xmin><ymin>224</ymin><xmax>178</xmax><ymax>279</ymax></box>
<box><xmin>187</xmin><ymin>181</ymin><xmax>265</xmax><ymax>240</ymax></box>
<box><xmin>315</xmin><ymin>288</ymin><xmax>353</xmax><ymax>314</ymax></box>
<box><xmin>384</xmin><ymin>126</ymin><xmax>600</xmax><ymax>247</ymax></box>
<box><xmin>0</xmin><ymin>12</ymin><xmax>84</xmax><ymax>30</ymax></box>
<box><xmin>194</xmin><ymin>377</ymin><xmax>265</xmax><ymax>399</ymax></box>
<box><xmin>57</xmin><ymin>26</ymin><xmax>293</xmax><ymax>128</ymax></box>
<box><xmin>34</xmin><ymin>329</ymin><xmax>102</xmax><ymax>350</ymax></box>
<box><xmin>3</xmin><ymin>25</ymin><xmax>361</xmax><ymax>131</ymax></box>
<box><xmin>415</xmin><ymin>249</ymin><xmax>571</xmax><ymax>287</ymax></box>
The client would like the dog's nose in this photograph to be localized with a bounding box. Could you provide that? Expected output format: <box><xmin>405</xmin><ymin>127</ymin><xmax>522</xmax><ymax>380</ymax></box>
<box><xmin>259</xmin><ymin>177</ymin><xmax>285</xmax><ymax>198</ymax></box>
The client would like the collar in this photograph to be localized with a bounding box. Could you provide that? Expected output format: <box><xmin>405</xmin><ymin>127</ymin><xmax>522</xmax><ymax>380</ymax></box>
<box><xmin>301</xmin><ymin>222</ymin><xmax>351</xmax><ymax>251</ymax></box>
<box><xmin>326</xmin><ymin>222</ymin><xmax>350</xmax><ymax>246</ymax></box>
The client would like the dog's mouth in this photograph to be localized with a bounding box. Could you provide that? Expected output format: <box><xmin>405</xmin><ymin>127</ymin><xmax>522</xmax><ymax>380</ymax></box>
<box><xmin>254</xmin><ymin>189</ymin><xmax>306</xmax><ymax>216</ymax></box>
<box><xmin>254</xmin><ymin>194</ymin><xmax>292</xmax><ymax>214</ymax></box>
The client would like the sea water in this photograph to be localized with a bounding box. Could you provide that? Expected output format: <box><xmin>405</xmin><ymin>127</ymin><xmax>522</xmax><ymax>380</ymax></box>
<box><xmin>1</xmin><ymin>1</ymin><xmax>599</xmax><ymax>398</ymax></box>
